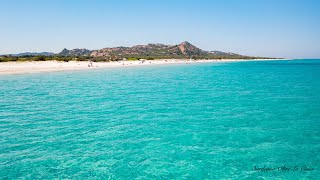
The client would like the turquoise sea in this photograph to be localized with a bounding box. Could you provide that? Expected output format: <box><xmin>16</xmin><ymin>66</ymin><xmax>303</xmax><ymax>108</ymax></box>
<box><xmin>0</xmin><ymin>60</ymin><xmax>319</xmax><ymax>179</ymax></box>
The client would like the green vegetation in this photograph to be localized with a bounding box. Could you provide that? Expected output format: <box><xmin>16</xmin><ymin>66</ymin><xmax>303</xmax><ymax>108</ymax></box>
<box><xmin>0</xmin><ymin>55</ymin><xmax>93</xmax><ymax>62</ymax></box>
<box><xmin>127</xmin><ymin>57</ymin><xmax>140</xmax><ymax>61</ymax></box>
<box><xmin>0</xmin><ymin>54</ymin><xmax>276</xmax><ymax>62</ymax></box>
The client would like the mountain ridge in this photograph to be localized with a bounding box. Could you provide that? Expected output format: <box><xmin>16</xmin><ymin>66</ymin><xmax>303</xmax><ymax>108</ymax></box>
<box><xmin>2</xmin><ymin>41</ymin><xmax>274</xmax><ymax>61</ymax></box>
<box><xmin>59</xmin><ymin>41</ymin><xmax>250</xmax><ymax>60</ymax></box>
<box><xmin>2</xmin><ymin>52</ymin><xmax>55</xmax><ymax>57</ymax></box>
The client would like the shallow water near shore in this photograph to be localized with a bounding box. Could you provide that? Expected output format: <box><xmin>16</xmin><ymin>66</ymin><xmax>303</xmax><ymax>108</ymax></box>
<box><xmin>0</xmin><ymin>60</ymin><xmax>320</xmax><ymax>179</ymax></box>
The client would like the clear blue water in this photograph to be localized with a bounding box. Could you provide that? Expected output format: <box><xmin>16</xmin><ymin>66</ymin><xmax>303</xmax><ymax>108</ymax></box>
<box><xmin>0</xmin><ymin>60</ymin><xmax>319</xmax><ymax>179</ymax></box>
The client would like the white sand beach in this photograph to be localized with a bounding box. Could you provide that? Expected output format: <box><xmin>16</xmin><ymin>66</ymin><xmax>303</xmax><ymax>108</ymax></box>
<box><xmin>0</xmin><ymin>59</ymin><xmax>285</xmax><ymax>75</ymax></box>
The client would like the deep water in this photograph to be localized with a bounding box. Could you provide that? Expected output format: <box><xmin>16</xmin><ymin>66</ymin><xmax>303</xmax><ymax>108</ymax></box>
<box><xmin>0</xmin><ymin>60</ymin><xmax>319</xmax><ymax>179</ymax></box>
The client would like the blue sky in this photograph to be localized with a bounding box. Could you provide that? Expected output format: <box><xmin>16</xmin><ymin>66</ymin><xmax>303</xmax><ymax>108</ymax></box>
<box><xmin>1</xmin><ymin>0</ymin><xmax>319</xmax><ymax>58</ymax></box>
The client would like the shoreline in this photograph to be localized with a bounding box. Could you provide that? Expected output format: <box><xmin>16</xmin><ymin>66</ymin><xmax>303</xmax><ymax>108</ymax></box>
<box><xmin>0</xmin><ymin>59</ymin><xmax>289</xmax><ymax>75</ymax></box>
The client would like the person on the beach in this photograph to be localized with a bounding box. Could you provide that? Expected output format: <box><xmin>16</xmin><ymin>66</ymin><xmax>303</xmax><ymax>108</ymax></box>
<box><xmin>88</xmin><ymin>60</ymin><xmax>93</xmax><ymax>67</ymax></box>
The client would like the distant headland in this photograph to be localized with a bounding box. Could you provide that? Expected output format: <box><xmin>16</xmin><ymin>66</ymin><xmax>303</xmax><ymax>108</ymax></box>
<box><xmin>0</xmin><ymin>41</ymin><xmax>279</xmax><ymax>62</ymax></box>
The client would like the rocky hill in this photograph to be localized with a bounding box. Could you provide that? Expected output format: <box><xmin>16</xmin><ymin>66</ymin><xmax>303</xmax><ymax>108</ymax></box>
<box><xmin>58</xmin><ymin>41</ymin><xmax>252</xmax><ymax>60</ymax></box>
<box><xmin>59</xmin><ymin>48</ymin><xmax>92</xmax><ymax>56</ymax></box>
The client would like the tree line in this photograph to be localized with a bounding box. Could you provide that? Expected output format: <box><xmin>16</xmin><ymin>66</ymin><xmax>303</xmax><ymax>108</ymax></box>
<box><xmin>0</xmin><ymin>54</ymin><xmax>276</xmax><ymax>62</ymax></box>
